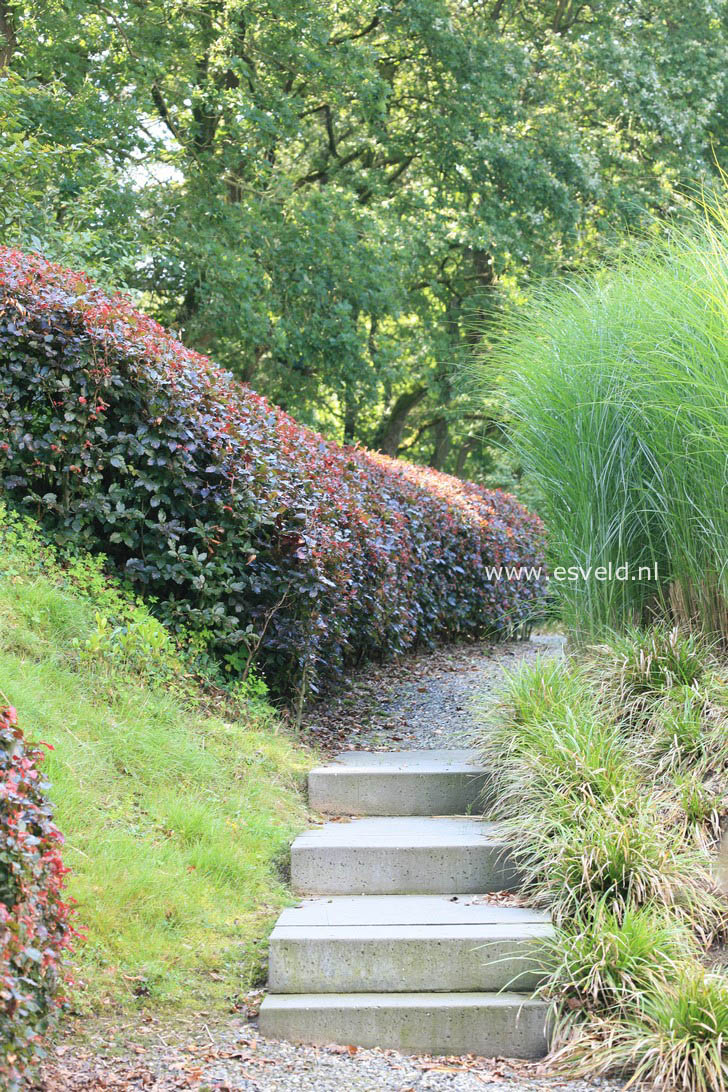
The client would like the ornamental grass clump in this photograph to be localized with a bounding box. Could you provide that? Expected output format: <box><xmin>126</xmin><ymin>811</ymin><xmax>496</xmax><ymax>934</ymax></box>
<box><xmin>528</xmin><ymin>796</ymin><xmax>724</xmax><ymax>941</ymax></box>
<box><xmin>540</xmin><ymin>900</ymin><xmax>699</xmax><ymax>1018</ymax></box>
<box><xmin>670</xmin><ymin>772</ymin><xmax>726</xmax><ymax>844</ymax></box>
<box><xmin>490</xmin><ymin>655</ymin><xmax>593</xmax><ymax>729</ymax></box>
<box><xmin>479</xmin><ymin>657</ymin><xmax>597</xmax><ymax>812</ymax></box>
<box><xmin>585</xmin><ymin>624</ymin><xmax>716</xmax><ymax>729</ymax></box>
<box><xmin>584</xmin><ymin>628</ymin><xmax>728</xmax><ymax>842</ymax></box>
<box><xmin>485</xmin><ymin>205</ymin><xmax>728</xmax><ymax>644</ymax></box>
<box><xmin>643</xmin><ymin>682</ymin><xmax>728</xmax><ymax>779</ymax></box>
<box><xmin>478</xmin><ymin>630</ymin><xmax>728</xmax><ymax>1089</ymax></box>
<box><xmin>645</xmin><ymin>687</ymin><xmax>728</xmax><ymax>842</ymax></box>
<box><xmin>482</xmin><ymin>710</ymin><xmax>634</xmax><ymax>828</ymax></box>
<box><xmin>552</xmin><ymin>967</ymin><xmax>728</xmax><ymax>1092</ymax></box>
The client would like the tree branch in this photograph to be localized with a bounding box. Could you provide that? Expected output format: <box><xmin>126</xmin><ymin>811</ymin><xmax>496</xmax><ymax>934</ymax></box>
<box><xmin>397</xmin><ymin>413</ymin><xmax>499</xmax><ymax>454</ymax></box>
<box><xmin>294</xmin><ymin>145</ymin><xmax>367</xmax><ymax>189</ymax></box>
<box><xmin>151</xmin><ymin>83</ymin><xmax>185</xmax><ymax>145</ymax></box>
<box><xmin>331</xmin><ymin>13</ymin><xmax>380</xmax><ymax>46</ymax></box>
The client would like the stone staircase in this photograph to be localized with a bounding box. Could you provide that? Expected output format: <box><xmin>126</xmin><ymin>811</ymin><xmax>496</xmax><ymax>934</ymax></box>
<box><xmin>258</xmin><ymin>749</ymin><xmax>552</xmax><ymax>1057</ymax></box>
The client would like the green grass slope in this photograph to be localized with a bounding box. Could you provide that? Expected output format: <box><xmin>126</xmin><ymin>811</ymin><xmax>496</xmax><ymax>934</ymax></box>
<box><xmin>0</xmin><ymin>505</ymin><xmax>313</xmax><ymax>1014</ymax></box>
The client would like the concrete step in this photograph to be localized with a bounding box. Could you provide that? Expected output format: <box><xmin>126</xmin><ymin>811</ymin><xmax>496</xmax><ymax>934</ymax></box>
<box><xmin>269</xmin><ymin>894</ymin><xmax>552</xmax><ymax>993</ymax></box>
<box><xmin>290</xmin><ymin>816</ymin><xmax>518</xmax><ymax>896</ymax></box>
<box><xmin>308</xmin><ymin>749</ymin><xmax>488</xmax><ymax>816</ymax></box>
<box><xmin>258</xmin><ymin>991</ymin><xmax>551</xmax><ymax>1058</ymax></box>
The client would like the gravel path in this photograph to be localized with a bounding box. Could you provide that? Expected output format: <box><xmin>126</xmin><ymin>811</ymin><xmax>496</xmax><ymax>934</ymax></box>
<box><xmin>39</xmin><ymin>1015</ymin><xmax>622</xmax><ymax>1091</ymax></box>
<box><xmin>301</xmin><ymin>633</ymin><xmax>565</xmax><ymax>752</ymax></box>
<box><xmin>39</xmin><ymin>634</ymin><xmax>625</xmax><ymax>1092</ymax></box>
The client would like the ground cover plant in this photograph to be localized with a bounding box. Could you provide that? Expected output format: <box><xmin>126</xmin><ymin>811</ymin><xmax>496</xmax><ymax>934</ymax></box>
<box><xmin>479</xmin><ymin>627</ymin><xmax>728</xmax><ymax>1090</ymax></box>
<box><xmin>0</xmin><ymin>247</ymin><xmax>546</xmax><ymax>699</ymax></box>
<box><xmin>0</xmin><ymin>504</ymin><xmax>312</xmax><ymax>1034</ymax></box>
<box><xmin>485</xmin><ymin>205</ymin><xmax>728</xmax><ymax>644</ymax></box>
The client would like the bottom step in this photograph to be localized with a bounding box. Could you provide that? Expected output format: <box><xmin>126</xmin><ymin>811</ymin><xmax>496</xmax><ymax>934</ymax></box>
<box><xmin>258</xmin><ymin>992</ymin><xmax>550</xmax><ymax>1058</ymax></box>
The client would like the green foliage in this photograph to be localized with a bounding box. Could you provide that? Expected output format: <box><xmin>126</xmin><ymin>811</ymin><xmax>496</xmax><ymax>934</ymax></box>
<box><xmin>477</xmin><ymin>632</ymin><xmax>728</xmax><ymax>1088</ymax></box>
<box><xmin>484</xmin><ymin>205</ymin><xmax>728</xmax><ymax>639</ymax></box>
<box><xmin>79</xmin><ymin>611</ymin><xmax>178</xmax><ymax>682</ymax></box>
<box><xmin>0</xmin><ymin>509</ymin><xmax>313</xmax><ymax>1012</ymax></box>
<box><xmin>0</xmin><ymin>505</ymin><xmax>188</xmax><ymax>688</ymax></box>
<box><xmin>3</xmin><ymin>0</ymin><xmax>728</xmax><ymax>477</ymax></box>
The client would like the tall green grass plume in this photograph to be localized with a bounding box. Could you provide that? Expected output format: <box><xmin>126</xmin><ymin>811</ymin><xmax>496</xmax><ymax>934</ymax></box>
<box><xmin>482</xmin><ymin>203</ymin><xmax>728</xmax><ymax>643</ymax></box>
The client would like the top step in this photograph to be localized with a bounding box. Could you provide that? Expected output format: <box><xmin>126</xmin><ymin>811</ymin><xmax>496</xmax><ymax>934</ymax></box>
<box><xmin>308</xmin><ymin>749</ymin><xmax>488</xmax><ymax>816</ymax></box>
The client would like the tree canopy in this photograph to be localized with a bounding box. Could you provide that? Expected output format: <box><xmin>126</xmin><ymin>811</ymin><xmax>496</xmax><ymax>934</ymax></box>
<box><xmin>2</xmin><ymin>0</ymin><xmax>727</xmax><ymax>478</ymax></box>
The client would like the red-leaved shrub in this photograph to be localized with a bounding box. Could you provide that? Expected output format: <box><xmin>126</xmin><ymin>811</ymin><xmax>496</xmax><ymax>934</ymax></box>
<box><xmin>0</xmin><ymin>703</ymin><xmax>73</xmax><ymax>1091</ymax></box>
<box><xmin>0</xmin><ymin>247</ymin><xmax>547</xmax><ymax>694</ymax></box>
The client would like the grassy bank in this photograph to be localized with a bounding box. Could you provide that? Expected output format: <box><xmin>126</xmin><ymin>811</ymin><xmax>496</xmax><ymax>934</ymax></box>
<box><xmin>0</xmin><ymin>505</ymin><xmax>313</xmax><ymax>1014</ymax></box>
<box><xmin>478</xmin><ymin>626</ymin><xmax>728</xmax><ymax>1090</ymax></box>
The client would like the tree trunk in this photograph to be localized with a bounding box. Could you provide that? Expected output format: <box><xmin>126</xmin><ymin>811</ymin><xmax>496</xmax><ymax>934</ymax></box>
<box><xmin>0</xmin><ymin>0</ymin><xmax>16</xmax><ymax>70</ymax></box>
<box><xmin>177</xmin><ymin>281</ymin><xmax>200</xmax><ymax>332</ymax></box>
<box><xmin>429</xmin><ymin>416</ymin><xmax>451</xmax><ymax>470</ymax></box>
<box><xmin>343</xmin><ymin>384</ymin><xmax>358</xmax><ymax>443</ymax></box>
<box><xmin>374</xmin><ymin>386</ymin><xmax>427</xmax><ymax>454</ymax></box>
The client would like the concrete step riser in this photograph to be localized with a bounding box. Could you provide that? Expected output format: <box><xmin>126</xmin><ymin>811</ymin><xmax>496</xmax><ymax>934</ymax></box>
<box><xmin>259</xmin><ymin>992</ymin><xmax>551</xmax><ymax>1058</ymax></box>
<box><xmin>291</xmin><ymin>817</ymin><xmax>519</xmax><ymax>897</ymax></box>
<box><xmin>308</xmin><ymin>749</ymin><xmax>488</xmax><ymax>817</ymax></box>
<box><xmin>269</xmin><ymin>927</ymin><xmax>550</xmax><ymax>993</ymax></box>
<box><xmin>309</xmin><ymin>770</ymin><xmax>487</xmax><ymax>816</ymax></box>
<box><xmin>291</xmin><ymin>842</ymin><xmax>518</xmax><ymax>896</ymax></box>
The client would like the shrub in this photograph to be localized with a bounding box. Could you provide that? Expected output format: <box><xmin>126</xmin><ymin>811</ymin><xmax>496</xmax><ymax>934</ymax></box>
<box><xmin>484</xmin><ymin>205</ymin><xmax>728</xmax><ymax>643</ymax></box>
<box><xmin>0</xmin><ymin>703</ymin><xmax>74</xmax><ymax>1091</ymax></box>
<box><xmin>0</xmin><ymin>247</ymin><xmax>546</xmax><ymax>696</ymax></box>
